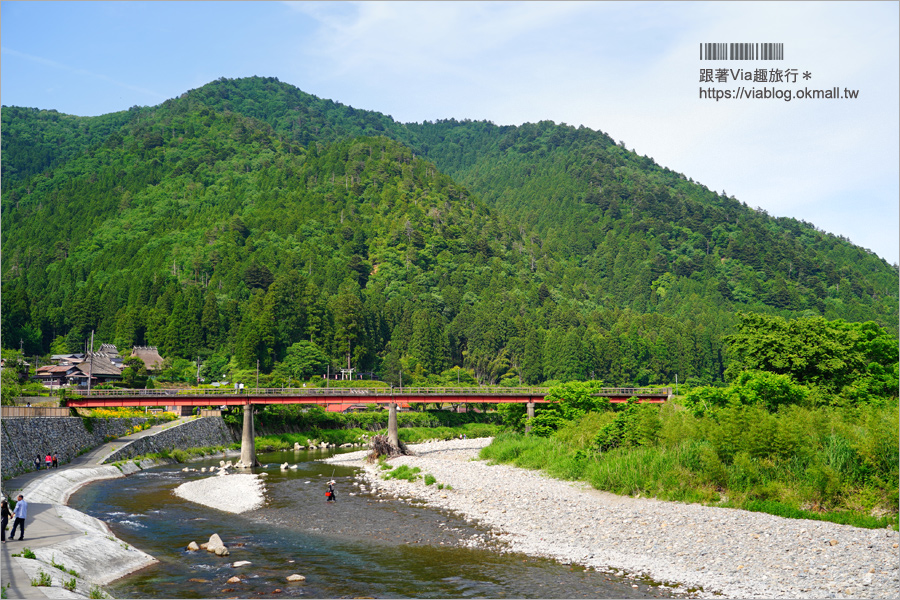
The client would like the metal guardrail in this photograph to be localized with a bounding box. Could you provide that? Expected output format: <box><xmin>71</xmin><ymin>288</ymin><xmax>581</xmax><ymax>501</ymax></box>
<box><xmin>65</xmin><ymin>386</ymin><xmax>672</xmax><ymax>398</ymax></box>
<box><xmin>1</xmin><ymin>406</ymin><xmax>71</xmax><ymax>418</ymax></box>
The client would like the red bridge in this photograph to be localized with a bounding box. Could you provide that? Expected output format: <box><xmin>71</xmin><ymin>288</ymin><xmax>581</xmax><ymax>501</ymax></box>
<box><xmin>66</xmin><ymin>386</ymin><xmax>672</xmax><ymax>412</ymax></box>
<box><xmin>66</xmin><ymin>387</ymin><xmax>672</xmax><ymax>467</ymax></box>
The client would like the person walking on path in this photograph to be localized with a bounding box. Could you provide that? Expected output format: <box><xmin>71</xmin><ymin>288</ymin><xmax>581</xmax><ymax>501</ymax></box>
<box><xmin>10</xmin><ymin>494</ymin><xmax>27</xmax><ymax>541</ymax></box>
<box><xmin>52</xmin><ymin>453</ymin><xmax>59</xmax><ymax>468</ymax></box>
<box><xmin>33</xmin><ymin>456</ymin><xmax>41</xmax><ymax>471</ymax></box>
<box><xmin>45</xmin><ymin>453</ymin><xmax>53</xmax><ymax>469</ymax></box>
<box><xmin>1</xmin><ymin>498</ymin><xmax>12</xmax><ymax>542</ymax></box>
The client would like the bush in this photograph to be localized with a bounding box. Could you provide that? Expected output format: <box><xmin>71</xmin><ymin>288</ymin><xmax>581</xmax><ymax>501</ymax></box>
<box><xmin>383</xmin><ymin>465</ymin><xmax>421</xmax><ymax>482</ymax></box>
<box><xmin>594</xmin><ymin>399</ymin><xmax>661</xmax><ymax>452</ymax></box>
<box><xmin>31</xmin><ymin>570</ymin><xmax>52</xmax><ymax>587</ymax></box>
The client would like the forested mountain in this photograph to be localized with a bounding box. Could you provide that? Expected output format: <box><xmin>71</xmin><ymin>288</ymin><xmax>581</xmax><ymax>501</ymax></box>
<box><xmin>2</xmin><ymin>76</ymin><xmax>897</xmax><ymax>388</ymax></box>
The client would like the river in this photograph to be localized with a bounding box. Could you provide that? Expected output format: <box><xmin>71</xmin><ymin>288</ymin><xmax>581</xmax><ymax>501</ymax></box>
<box><xmin>68</xmin><ymin>448</ymin><xmax>682</xmax><ymax>598</ymax></box>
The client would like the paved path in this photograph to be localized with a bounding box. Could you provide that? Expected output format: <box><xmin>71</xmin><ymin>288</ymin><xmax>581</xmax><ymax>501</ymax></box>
<box><xmin>1</xmin><ymin>417</ymin><xmax>193</xmax><ymax>599</ymax></box>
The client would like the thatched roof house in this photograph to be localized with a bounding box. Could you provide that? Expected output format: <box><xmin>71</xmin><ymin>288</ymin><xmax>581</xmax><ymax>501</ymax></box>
<box><xmin>131</xmin><ymin>346</ymin><xmax>165</xmax><ymax>372</ymax></box>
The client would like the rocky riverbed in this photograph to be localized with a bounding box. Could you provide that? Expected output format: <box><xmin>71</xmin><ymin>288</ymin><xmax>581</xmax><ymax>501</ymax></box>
<box><xmin>324</xmin><ymin>438</ymin><xmax>900</xmax><ymax>599</ymax></box>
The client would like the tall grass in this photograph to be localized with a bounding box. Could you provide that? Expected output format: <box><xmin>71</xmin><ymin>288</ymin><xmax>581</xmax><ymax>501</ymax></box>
<box><xmin>480</xmin><ymin>402</ymin><xmax>899</xmax><ymax>529</ymax></box>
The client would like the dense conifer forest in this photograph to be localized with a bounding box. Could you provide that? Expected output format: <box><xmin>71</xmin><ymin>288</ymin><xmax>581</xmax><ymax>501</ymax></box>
<box><xmin>3</xmin><ymin>76</ymin><xmax>897</xmax><ymax>389</ymax></box>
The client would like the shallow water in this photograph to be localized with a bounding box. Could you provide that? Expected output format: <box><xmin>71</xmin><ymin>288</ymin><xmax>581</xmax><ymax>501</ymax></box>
<box><xmin>68</xmin><ymin>448</ymin><xmax>680</xmax><ymax>598</ymax></box>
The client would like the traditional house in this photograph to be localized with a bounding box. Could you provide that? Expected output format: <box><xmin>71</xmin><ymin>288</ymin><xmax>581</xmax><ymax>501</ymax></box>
<box><xmin>33</xmin><ymin>364</ymin><xmax>81</xmax><ymax>387</ymax></box>
<box><xmin>131</xmin><ymin>346</ymin><xmax>164</xmax><ymax>372</ymax></box>
<box><xmin>69</xmin><ymin>352</ymin><xmax>123</xmax><ymax>386</ymax></box>
<box><xmin>50</xmin><ymin>353</ymin><xmax>85</xmax><ymax>365</ymax></box>
<box><xmin>99</xmin><ymin>344</ymin><xmax>124</xmax><ymax>368</ymax></box>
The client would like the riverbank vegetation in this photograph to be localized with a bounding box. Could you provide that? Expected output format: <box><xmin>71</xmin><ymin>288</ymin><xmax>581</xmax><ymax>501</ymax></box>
<box><xmin>253</xmin><ymin>422</ymin><xmax>499</xmax><ymax>451</ymax></box>
<box><xmin>482</xmin><ymin>315</ymin><xmax>899</xmax><ymax>529</ymax></box>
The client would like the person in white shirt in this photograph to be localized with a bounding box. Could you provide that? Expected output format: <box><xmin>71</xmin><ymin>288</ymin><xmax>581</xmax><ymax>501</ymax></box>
<box><xmin>11</xmin><ymin>494</ymin><xmax>27</xmax><ymax>541</ymax></box>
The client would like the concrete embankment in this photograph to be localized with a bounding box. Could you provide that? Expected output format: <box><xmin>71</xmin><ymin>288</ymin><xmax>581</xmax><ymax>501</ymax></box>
<box><xmin>325</xmin><ymin>438</ymin><xmax>900</xmax><ymax>600</ymax></box>
<box><xmin>1</xmin><ymin>416</ymin><xmax>237</xmax><ymax>599</ymax></box>
<box><xmin>1</xmin><ymin>416</ymin><xmax>148</xmax><ymax>480</ymax></box>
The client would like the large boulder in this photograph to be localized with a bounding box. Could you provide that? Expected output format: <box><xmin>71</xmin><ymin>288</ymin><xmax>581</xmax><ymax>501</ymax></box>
<box><xmin>207</xmin><ymin>533</ymin><xmax>227</xmax><ymax>554</ymax></box>
<box><xmin>187</xmin><ymin>541</ymin><xmax>200</xmax><ymax>551</ymax></box>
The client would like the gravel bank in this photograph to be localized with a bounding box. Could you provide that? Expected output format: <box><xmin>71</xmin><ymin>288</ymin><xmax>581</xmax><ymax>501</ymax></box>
<box><xmin>173</xmin><ymin>473</ymin><xmax>266</xmax><ymax>513</ymax></box>
<box><xmin>325</xmin><ymin>438</ymin><xmax>899</xmax><ymax>599</ymax></box>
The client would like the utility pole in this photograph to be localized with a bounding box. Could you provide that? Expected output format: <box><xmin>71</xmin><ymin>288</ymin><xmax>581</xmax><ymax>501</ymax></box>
<box><xmin>196</xmin><ymin>356</ymin><xmax>201</xmax><ymax>388</ymax></box>
<box><xmin>256</xmin><ymin>359</ymin><xmax>260</xmax><ymax>393</ymax></box>
<box><xmin>87</xmin><ymin>330</ymin><xmax>95</xmax><ymax>395</ymax></box>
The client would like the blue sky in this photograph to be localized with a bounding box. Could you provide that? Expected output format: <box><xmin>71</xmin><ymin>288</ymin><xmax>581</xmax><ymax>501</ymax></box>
<box><xmin>2</xmin><ymin>1</ymin><xmax>898</xmax><ymax>264</ymax></box>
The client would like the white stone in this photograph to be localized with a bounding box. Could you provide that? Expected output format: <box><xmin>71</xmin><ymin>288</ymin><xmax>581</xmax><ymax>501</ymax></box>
<box><xmin>206</xmin><ymin>533</ymin><xmax>226</xmax><ymax>553</ymax></box>
<box><xmin>286</xmin><ymin>574</ymin><xmax>306</xmax><ymax>582</ymax></box>
<box><xmin>187</xmin><ymin>541</ymin><xmax>200</xmax><ymax>551</ymax></box>
<box><xmin>232</xmin><ymin>561</ymin><xmax>252</xmax><ymax>568</ymax></box>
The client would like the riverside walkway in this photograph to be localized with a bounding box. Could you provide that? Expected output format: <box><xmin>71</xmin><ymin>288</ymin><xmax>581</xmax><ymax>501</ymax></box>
<box><xmin>0</xmin><ymin>417</ymin><xmax>194</xmax><ymax>599</ymax></box>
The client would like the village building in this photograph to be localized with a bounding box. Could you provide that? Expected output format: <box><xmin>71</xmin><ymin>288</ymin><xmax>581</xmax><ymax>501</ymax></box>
<box><xmin>131</xmin><ymin>346</ymin><xmax>164</xmax><ymax>372</ymax></box>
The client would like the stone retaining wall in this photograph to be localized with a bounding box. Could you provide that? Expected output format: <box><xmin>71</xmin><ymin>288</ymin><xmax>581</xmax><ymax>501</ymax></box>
<box><xmin>1</xmin><ymin>416</ymin><xmax>147</xmax><ymax>479</ymax></box>
<box><xmin>101</xmin><ymin>416</ymin><xmax>236</xmax><ymax>464</ymax></box>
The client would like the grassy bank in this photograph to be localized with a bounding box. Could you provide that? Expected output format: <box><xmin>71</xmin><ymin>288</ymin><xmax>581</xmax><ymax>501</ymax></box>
<box><xmin>480</xmin><ymin>402</ymin><xmax>898</xmax><ymax>530</ymax></box>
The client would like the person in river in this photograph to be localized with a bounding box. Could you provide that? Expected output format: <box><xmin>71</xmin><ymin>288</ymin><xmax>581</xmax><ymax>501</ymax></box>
<box><xmin>326</xmin><ymin>480</ymin><xmax>337</xmax><ymax>502</ymax></box>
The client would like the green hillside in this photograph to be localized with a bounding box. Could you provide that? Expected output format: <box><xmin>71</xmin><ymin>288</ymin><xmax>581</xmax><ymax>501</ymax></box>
<box><xmin>2</xmin><ymin>76</ymin><xmax>896</xmax><ymax>391</ymax></box>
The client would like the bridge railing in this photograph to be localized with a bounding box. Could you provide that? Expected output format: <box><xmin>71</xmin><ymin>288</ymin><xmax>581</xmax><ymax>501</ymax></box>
<box><xmin>596</xmin><ymin>387</ymin><xmax>672</xmax><ymax>397</ymax></box>
<box><xmin>65</xmin><ymin>386</ymin><xmax>671</xmax><ymax>398</ymax></box>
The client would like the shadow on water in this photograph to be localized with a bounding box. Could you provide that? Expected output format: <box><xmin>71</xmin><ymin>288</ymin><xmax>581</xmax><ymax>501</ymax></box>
<box><xmin>68</xmin><ymin>448</ymin><xmax>683</xmax><ymax>598</ymax></box>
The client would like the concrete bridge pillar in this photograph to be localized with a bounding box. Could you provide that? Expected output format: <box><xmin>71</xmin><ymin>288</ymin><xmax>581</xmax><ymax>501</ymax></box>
<box><xmin>387</xmin><ymin>402</ymin><xmax>399</xmax><ymax>448</ymax></box>
<box><xmin>525</xmin><ymin>401</ymin><xmax>535</xmax><ymax>434</ymax></box>
<box><xmin>240</xmin><ymin>403</ymin><xmax>258</xmax><ymax>467</ymax></box>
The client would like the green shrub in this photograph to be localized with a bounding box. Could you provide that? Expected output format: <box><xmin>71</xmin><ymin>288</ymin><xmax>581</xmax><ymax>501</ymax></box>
<box><xmin>12</xmin><ymin>547</ymin><xmax>37</xmax><ymax>559</ymax></box>
<box><xmin>424</xmin><ymin>474</ymin><xmax>436</xmax><ymax>486</ymax></box>
<box><xmin>594</xmin><ymin>399</ymin><xmax>660</xmax><ymax>452</ymax></box>
<box><xmin>30</xmin><ymin>570</ymin><xmax>52</xmax><ymax>587</ymax></box>
<box><xmin>383</xmin><ymin>465</ymin><xmax>421</xmax><ymax>482</ymax></box>
<box><xmin>89</xmin><ymin>585</ymin><xmax>107</xmax><ymax>599</ymax></box>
